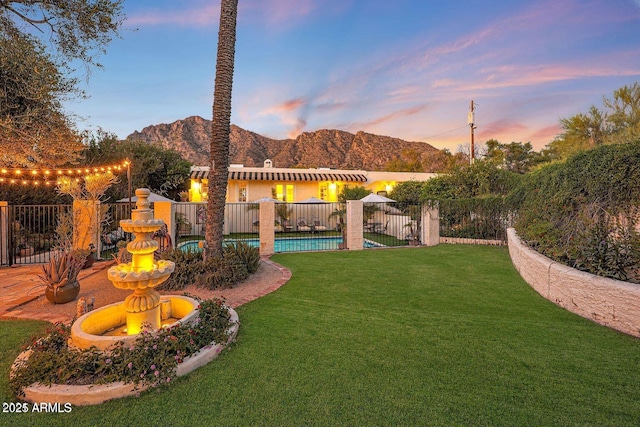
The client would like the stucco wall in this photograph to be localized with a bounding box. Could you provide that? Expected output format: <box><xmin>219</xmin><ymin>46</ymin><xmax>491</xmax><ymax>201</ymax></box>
<box><xmin>507</xmin><ymin>228</ymin><xmax>640</xmax><ymax>338</ymax></box>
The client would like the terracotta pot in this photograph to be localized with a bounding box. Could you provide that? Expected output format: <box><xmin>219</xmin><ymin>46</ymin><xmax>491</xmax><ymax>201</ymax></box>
<box><xmin>82</xmin><ymin>253</ymin><xmax>96</xmax><ymax>269</ymax></box>
<box><xmin>45</xmin><ymin>281</ymin><xmax>80</xmax><ymax>304</ymax></box>
<box><xmin>19</xmin><ymin>246</ymin><xmax>34</xmax><ymax>257</ymax></box>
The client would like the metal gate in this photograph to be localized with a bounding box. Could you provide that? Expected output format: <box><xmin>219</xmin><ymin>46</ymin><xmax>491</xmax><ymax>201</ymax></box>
<box><xmin>3</xmin><ymin>205</ymin><xmax>71</xmax><ymax>266</ymax></box>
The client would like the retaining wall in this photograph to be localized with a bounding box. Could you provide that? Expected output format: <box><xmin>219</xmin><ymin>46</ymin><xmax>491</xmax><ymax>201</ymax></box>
<box><xmin>507</xmin><ymin>228</ymin><xmax>640</xmax><ymax>338</ymax></box>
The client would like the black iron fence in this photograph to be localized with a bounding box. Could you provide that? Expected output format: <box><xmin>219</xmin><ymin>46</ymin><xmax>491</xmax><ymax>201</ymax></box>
<box><xmin>100</xmin><ymin>203</ymin><xmax>134</xmax><ymax>259</ymax></box>
<box><xmin>361</xmin><ymin>201</ymin><xmax>421</xmax><ymax>248</ymax></box>
<box><xmin>1</xmin><ymin>198</ymin><xmax>516</xmax><ymax>266</ymax></box>
<box><xmin>6</xmin><ymin>204</ymin><xmax>71</xmax><ymax>265</ymax></box>
<box><xmin>438</xmin><ymin>198</ymin><xmax>515</xmax><ymax>243</ymax></box>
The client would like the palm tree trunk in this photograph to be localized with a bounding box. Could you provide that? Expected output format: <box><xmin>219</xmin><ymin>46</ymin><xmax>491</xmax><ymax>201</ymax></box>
<box><xmin>206</xmin><ymin>0</ymin><xmax>239</xmax><ymax>258</ymax></box>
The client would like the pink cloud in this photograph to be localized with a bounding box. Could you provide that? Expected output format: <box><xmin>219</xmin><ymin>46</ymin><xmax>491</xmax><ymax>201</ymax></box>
<box><xmin>262</xmin><ymin>98</ymin><xmax>307</xmax><ymax>115</ymax></box>
<box><xmin>346</xmin><ymin>104</ymin><xmax>431</xmax><ymax>131</ymax></box>
<box><xmin>480</xmin><ymin>119</ymin><xmax>529</xmax><ymax>139</ymax></box>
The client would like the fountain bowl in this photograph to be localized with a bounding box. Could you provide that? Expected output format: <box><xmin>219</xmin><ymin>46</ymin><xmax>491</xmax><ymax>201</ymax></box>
<box><xmin>70</xmin><ymin>295</ymin><xmax>200</xmax><ymax>351</ymax></box>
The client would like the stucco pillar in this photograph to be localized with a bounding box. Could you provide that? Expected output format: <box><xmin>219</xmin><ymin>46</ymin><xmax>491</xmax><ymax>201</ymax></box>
<box><xmin>154</xmin><ymin>201</ymin><xmax>174</xmax><ymax>248</ymax></box>
<box><xmin>0</xmin><ymin>202</ymin><xmax>8</xmax><ymax>266</ymax></box>
<box><xmin>421</xmin><ymin>203</ymin><xmax>439</xmax><ymax>246</ymax></box>
<box><xmin>259</xmin><ymin>201</ymin><xmax>275</xmax><ymax>256</ymax></box>
<box><xmin>346</xmin><ymin>200</ymin><xmax>364</xmax><ymax>250</ymax></box>
<box><xmin>73</xmin><ymin>200</ymin><xmax>100</xmax><ymax>250</ymax></box>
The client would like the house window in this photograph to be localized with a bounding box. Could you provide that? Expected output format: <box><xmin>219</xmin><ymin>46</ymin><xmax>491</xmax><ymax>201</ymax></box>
<box><xmin>275</xmin><ymin>184</ymin><xmax>294</xmax><ymax>202</ymax></box>
<box><xmin>238</xmin><ymin>182</ymin><xmax>247</xmax><ymax>202</ymax></box>
<box><xmin>319</xmin><ymin>183</ymin><xmax>328</xmax><ymax>200</ymax></box>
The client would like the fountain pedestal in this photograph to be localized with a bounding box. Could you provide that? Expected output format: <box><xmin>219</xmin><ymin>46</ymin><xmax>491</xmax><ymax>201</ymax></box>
<box><xmin>70</xmin><ymin>188</ymin><xmax>197</xmax><ymax>349</ymax></box>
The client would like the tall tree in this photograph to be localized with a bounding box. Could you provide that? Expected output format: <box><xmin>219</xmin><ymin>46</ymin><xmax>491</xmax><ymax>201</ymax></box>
<box><xmin>0</xmin><ymin>29</ymin><xmax>82</xmax><ymax>167</ymax></box>
<box><xmin>82</xmin><ymin>131</ymin><xmax>192</xmax><ymax>202</ymax></box>
<box><xmin>543</xmin><ymin>83</ymin><xmax>640</xmax><ymax>160</ymax></box>
<box><xmin>0</xmin><ymin>1</ymin><xmax>124</xmax><ymax>69</ymax></box>
<box><xmin>484</xmin><ymin>139</ymin><xmax>540</xmax><ymax>174</ymax></box>
<box><xmin>0</xmin><ymin>1</ymin><xmax>124</xmax><ymax>167</ymax></box>
<box><xmin>206</xmin><ymin>0</ymin><xmax>239</xmax><ymax>257</ymax></box>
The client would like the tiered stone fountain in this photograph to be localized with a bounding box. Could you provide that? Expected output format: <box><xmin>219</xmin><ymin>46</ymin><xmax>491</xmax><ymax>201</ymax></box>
<box><xmin>70</xmin><ymin>188</ymin><xmax>199</xmax><ymax>350</ymax></box>
<box><xmin>17</xmin><ymin>188</ymin><xmax>239</xmax><ymax>405</ymax></box>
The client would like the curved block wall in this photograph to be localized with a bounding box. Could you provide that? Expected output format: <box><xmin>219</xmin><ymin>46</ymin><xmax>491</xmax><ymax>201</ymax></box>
<box><xmin>507</xmin><ymin>228</ymin><xmax>640</xmax><ymax>338</ymax></box>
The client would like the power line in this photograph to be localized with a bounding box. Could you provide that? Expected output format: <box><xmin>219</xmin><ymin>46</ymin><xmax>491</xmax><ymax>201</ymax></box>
<box><xmin>420</xmin><ymin>125</ymin><xmax>468</xmax><ymax>141</ymax></box>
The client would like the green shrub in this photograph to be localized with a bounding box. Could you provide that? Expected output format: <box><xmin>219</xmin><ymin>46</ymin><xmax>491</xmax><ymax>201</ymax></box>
<box><xmin>159</xmin><ymin>243</ymin><xmax>258</xmax><ymax>291</ymax></box>
<box><xmin>158</xmin><ymin>247</ymin><xmax>204</xmax><ymax>291</ymax></box>
<box><xmin>196</xmin><ymin>255</ymin><xmax>248</xmax><ymax>290</ymax></box>
<box><xmin>513</xmin><ymin>141</ymin><xmax>640</xmax><ymax>282</ymax></box>
<box><xmin>571</xmin><ymin>214</ymin><xmax>640</xmax><ymax>281</ymax></box>
<box><xmin>224</xmin><ymin>241</ymin><xmax>260</xmax><ymax>273</ymax></box>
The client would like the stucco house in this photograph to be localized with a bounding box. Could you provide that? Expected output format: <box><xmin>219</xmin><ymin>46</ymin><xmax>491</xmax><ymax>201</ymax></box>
<box><xmin>188</xmin><ymin>160</ymin><xmax>436</xmax><ymax>203</ymax></box>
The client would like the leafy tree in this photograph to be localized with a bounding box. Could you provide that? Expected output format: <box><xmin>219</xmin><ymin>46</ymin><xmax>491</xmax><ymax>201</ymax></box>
<box><xmin>0</xmin><ymin>182</ymin><xmax>60</xmax><ymax>204</ymax></box>
<box><xmin>1</xmin><ymin>0</ymin><xmax>124</xmax><ymax>68</ymax></box>
<box><xmin>485</xmin><ymin>139</ymin><xmax>542</xmax><ymax>174</ymax></box>
<box><xmin>421</xmin><ymin>160</ymin><xmax>521</xmax><ymax>201</ymax></box>
<box><xmin>389</xmin><ymin>181</ymin><xmax>424</xmax><ymax>207</ymax></box>
<box><xmin>0</xmin><ymin>1</ymin><xmax>124</xmax><ymax>167</ymax></box>
<box><xmin>83</xmin><ymin>131</ymin><xmax>192</xmax><ymax>201</ymax></box>
<box><xmin>0</xmin><ymin>29</ymin><xmax>83</xmax><ymax>167</ymax></box>
<box><xmin>206</xmin><ymin>0</ymin><xmax>239</xmax><ymax>258</ymax></box>
<box><xmin>384</xmin><ymin>148</ymin><xmax>460</xmax><ymax>173</ymax></box>
<box><xmin>338</xmin><ymin>185</ymin><xmax>370</xmax><ymax>202</ymax></box>
<box><xmin>544</xmin><ymin>83</ymin><xmax>640</xmax><ymax>160</ymax></box>
<box><xmin>604</xmin><ymin>83</ymin><xmax>640</xmax><ymax>145</ymax></box>
<box><xmin>389</xmin><ymin>181</ymin><xmax>426</xmax><ymax>227</ymax></box>
<box><xmin>384</xmin><ymin>149</ymin><xmax>423</xmax><ymax>172</ymax></box>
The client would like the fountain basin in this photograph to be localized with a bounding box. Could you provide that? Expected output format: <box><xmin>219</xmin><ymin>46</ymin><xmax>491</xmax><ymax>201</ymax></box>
<box><xmin>70</xmin><ymin>295</ymin><xmax>200</xmax><ymax>351</ymax></box>
<box><xmin>15</xmin><ymin>307</ymin><xmax>239</xmax><ymax>406</ymax></box>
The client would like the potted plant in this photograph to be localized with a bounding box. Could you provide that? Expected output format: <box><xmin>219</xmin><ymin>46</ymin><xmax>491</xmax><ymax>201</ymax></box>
<box><xmin>72</xmin><ymin>243</ymin><xmax>96</xmax><ymax>269</ymax></box>
<box><xmin>17</xmin><ymin>240</ymin><xmax>35</xmax><ymax>257</ymax></box>
<box><xmin>39</xmin><ymin>250</ymin><xmax>83</xmax><ymax>304</ymax></box>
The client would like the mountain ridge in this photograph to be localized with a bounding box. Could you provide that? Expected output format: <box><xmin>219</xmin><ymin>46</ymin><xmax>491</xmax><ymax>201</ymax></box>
<box><xmin>126</xmin><ymin>115</ymin><xmax>442</xmax><ymax>171</ymax></box>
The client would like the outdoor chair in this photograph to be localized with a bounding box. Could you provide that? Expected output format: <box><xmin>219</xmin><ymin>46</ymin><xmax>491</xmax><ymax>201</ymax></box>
<box><xmin>282</xmin><ymin>219</ymin><xmax>294</xmax><ymax>232</ymax></box>
<box><xmin>297</xmin><ymin>218</ymin><xmax>312</xmax><ymax>232</ymax></box>
<box><xmin>374</xmin><ymin>220</ymin><xmax>389</xmax><ymax>233</ymax></box>
<box><xmin>311</xmin><ymin>217</ymin><xmax>328</xmax><ymax>232</ymax></box>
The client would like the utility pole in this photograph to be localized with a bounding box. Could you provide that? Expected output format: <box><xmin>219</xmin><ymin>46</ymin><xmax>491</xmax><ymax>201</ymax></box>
<box><xmin>468</xmin><ymin>100</ymin><xmax>477</xmax><ymax>165</ymax></box>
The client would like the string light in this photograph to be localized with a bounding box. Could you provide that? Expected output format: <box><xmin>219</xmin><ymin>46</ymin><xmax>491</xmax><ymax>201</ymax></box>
<box><xmin>0</xmin><ymin>160</ymin><xmax>130</xmax><ymax>186</ymax></box>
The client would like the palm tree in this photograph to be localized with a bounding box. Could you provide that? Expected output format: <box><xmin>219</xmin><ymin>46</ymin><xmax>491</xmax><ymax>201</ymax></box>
<box><xmin>205</xmin><ymin>0</ymin><xmax>239</xmax><ymax>258</ymax></box>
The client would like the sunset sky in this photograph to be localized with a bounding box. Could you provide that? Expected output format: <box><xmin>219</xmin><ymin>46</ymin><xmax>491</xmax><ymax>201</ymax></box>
<box><xmin>67</xmin><ymin>0</ymin><xmax>640</xmax><ymax>152</ymax></box>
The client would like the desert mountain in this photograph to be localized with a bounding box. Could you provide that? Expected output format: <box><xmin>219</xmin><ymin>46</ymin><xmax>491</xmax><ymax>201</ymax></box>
<box><xmin>126</xmin><ymin>116</ymin><xmax>441</xmax><ymax>171</ymax></box>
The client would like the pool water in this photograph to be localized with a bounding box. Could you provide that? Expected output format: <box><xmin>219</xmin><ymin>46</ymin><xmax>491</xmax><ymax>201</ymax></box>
<box><xmin>179</xmin><ymin>237</ymin><xmax>378</xmax><ymax>253</ymax></box>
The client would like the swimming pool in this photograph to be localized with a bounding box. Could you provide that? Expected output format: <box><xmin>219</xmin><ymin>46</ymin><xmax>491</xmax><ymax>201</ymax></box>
<box><xmin>179</xmin><ymin>237</ymin><xmax>379</xmax><ymax>253</ymax></box>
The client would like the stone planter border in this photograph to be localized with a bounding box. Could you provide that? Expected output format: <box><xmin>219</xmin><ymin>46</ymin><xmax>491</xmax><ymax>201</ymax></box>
<box><xmin>507</xmin><ymin>228</ymin><xmax>640</xmax><ymax>338</ymax></box>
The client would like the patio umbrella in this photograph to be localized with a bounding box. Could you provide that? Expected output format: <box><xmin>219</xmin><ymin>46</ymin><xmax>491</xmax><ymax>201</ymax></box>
<box><xmin>252</xmin><ymin>197</ymin><xmax>284</xmax><ymax>203</ymax></box>
<box><xmin>116</xmin><ymin>192</ymin><xmax>173</xmax><ymax>203</ymax></box>
<box><xmin>360</xmin><ymin>193</ymin><xmax>396</xmax><ymax>203</ymax></box>
<box><xmin>296</xmin><ymin>197</ymin><xmax>328</xmax><ymax>204</ymax></box>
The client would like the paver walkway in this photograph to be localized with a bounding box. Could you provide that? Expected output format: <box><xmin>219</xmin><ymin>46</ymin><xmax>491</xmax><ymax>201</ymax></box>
<box><xmin>0</xmin><ymin>257</ymin><xmax>291</xmax><ymax>324</ymax></box>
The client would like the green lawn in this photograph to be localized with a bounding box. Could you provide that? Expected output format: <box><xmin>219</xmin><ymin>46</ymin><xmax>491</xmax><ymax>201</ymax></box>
<box><xmin>2</xmin><ymin>245</ymin><xmax>640</xmax><ymax>426</ymax></box>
